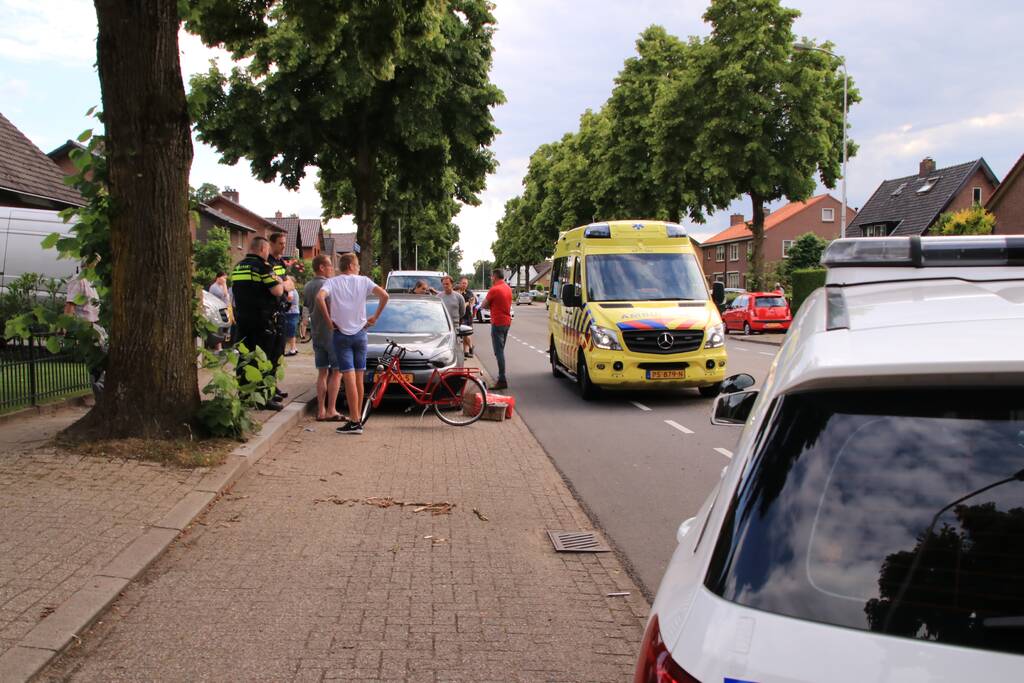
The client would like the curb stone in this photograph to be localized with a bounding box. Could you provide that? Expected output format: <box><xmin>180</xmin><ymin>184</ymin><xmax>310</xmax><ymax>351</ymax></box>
<box><xmin>728</xmin><ymin>333</ymin><xmax>785</xmax><ymax>347</ymax></box>
<box><xmin>0</xmin><ymin>394</ymin><xmax>315</xmax><ymax>683</ymax></box>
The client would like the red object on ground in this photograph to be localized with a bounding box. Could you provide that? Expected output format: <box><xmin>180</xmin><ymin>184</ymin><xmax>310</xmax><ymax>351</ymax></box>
<box><xmin>487</xmin><ymin>393</ymin><xmax>515</xmax><ymax>418</ymax></box>
<box><xmin>722</xmin><ymin>291</ymin><xmax>792</xmax><ymax>334</ymax></box>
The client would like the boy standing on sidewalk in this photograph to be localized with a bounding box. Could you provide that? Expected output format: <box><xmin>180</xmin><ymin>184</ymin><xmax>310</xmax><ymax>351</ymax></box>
<box><xmin>316</xmin><ymin>253</ymin><xmax>389</xmax><ymax>434</ymax></box>
<box><xmin>303</xmin><ymin>255</ymin><xmax>343</xmax><ymax>422</ymax></box>
<box><xmin>481</xmin><ymin>268</ymin><xmax>512</xmax><ymax>390</ymax></box>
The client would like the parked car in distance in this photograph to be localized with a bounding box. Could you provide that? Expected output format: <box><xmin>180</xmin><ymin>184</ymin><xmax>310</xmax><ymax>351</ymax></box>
<box><xmin>357</xmin><ymin>294</ymin><xmax>463</xmax><ymax>401</ymax></box>
<box><xmin>200</xmin><ymin>290</ymin><xmax>230</xmax><ymax>348</ymax></box>
<box><xmin>516</xmin><ymin>290</ymin><xmax>533</xmax><ymax>305</ymax></box>
<box><xmin>0</xmin><ymin>207</ymin><xmax>78</xmax><ymax>293</ymax></box>
<box><xmin>473</xmin><ymin>290</ymin><xmax>514</xmax><ymax>323</ymax></box>
<box><xmin>384</xmin><ymin>270</ymin><xmax>446</xmax><ymax>294</ymax></box>
<box><xmin>722</xmin><ymin>291</ymin><xmax>791</xmax><ymax>335</ymax></box>
<box><xmin>638</xmin><ymin>236</ymin><xmax>1024</xmax><ymax>683</ymax></box>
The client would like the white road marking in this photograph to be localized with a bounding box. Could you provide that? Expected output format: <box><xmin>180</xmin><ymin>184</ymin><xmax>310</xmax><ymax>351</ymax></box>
<box><xmin>665</xmin><ymin>420</ymin><xmax>693</xmax><ymax>434</ymax></box>
<box><xmin>758</xmin><ymin>351</ymin><xmax>775</xmax><ymax>356</ymax></box>
<box><xmin>528</xmin><ymin>345</ymin><xmax>537</xmax><ymax>350</ymax></box>
<box><xmin>714</xmin><ymin>447</ymin><xmax>733</xmax><ymax>459</ymax></box>
<box><xmin>630</xmin><ymin>401</ymin><xmax>652</xmax><ymax>412</ymax></box>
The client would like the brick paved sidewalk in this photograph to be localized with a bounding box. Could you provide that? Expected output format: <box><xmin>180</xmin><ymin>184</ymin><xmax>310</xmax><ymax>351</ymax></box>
<box><xmin>42</xmin><ymin>404</ymin><xmax>649</xmax><ymax>680</ymax></box>
<box><xmin>0</xmin><ymin>351</ymin><xmax>316</xmax><ymax>668</ymax></box>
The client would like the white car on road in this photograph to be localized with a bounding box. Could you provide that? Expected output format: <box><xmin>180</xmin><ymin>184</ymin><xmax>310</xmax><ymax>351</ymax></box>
<box><xmin>637</xmin><ymin>236</ymin><xmax>1024</xmax><ymax>682</ymax></box>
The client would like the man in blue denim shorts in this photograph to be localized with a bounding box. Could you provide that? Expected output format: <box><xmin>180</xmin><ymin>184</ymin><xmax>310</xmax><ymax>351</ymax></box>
<box><xmin>303</xmin><ymin>255</ymin><xmax>343</xmax><ymax>421</ymax></box>
<box><xmin>316</xmin><ymin>253</ymin><xmax>390</xmax><ymax>434</ymax></box>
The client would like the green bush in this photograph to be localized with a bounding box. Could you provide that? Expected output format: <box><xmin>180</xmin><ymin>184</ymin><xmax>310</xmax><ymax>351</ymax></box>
<box><xmin>196</xmin><ymin>343</ymin><xmax>279</xmax><ymax>438</ymax></box>
<box><xmin>791</xmin><ymin>268</ymin><xmax>826</xmax><ymax>314</ymax></box>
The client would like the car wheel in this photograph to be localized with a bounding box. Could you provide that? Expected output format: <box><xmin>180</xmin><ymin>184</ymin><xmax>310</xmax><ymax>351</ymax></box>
<box><xmin>698</xmin><ymin>382</ymin><xmax>722</xmax><ymax>398</ymax></box>
<box><xmin>743</xmin><ymin>322</ymin><xmax>752</xmax><ymax>336</ymax></box>
<box><xmin>550</xmin><ymin>339</ymin><xmax>561</xmax><ymax>378</ymax></box>
<box><xmin>577</xmin><ymin>351</ymin><xmax>600</xmax><ymax>400</ymax></box>
<box><xmin>723</xmin><ymin>321</ymin><xmax>730</xmax><ymax>335</ymax></box>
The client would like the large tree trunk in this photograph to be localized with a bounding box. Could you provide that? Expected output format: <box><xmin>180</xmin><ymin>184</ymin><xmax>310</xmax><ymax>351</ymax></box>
<box><xmin>74</xmin><ymin>0</ymin><xmax>198</xmax><ymax>439</ymax></box>
<box><xmin>354</xmin><ymin>126</ymin><xmax>377</xmax><ymax>275</ymax></box>
<box><xmin>378</xmin><ymin>209</ymin><xmax>396</xmax><ymax>285</ymax></box>
<box><xmin>749</xmin><ymin>194</ymin><xmax>766</xmax><ymax>291</ymax></box>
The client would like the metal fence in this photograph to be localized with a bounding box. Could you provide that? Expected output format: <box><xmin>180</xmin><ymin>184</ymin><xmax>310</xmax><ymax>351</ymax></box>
<box><xmin>0</xmin><ymin>334</ymin><xmax>91</xmax><ymax>413</ymax></box>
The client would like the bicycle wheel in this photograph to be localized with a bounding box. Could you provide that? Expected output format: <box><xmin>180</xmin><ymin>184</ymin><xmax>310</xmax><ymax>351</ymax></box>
<box><xmin>432</xmin><ymin>375</ymin><xmax>487</xmax><ymax>426</ymax></box>
<box><xmin>361</xmin><ymin>379</ymin><xmax>383</xmax><ymax>426</ymax></box>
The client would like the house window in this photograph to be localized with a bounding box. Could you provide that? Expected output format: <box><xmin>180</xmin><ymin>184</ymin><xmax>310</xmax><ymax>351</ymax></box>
<box><xmin>917</xmin><ymin>176</ymin><xmax>941</xmax><ymax>194</ymax></box>
<box><xmin>782</xmin><ymin>240</ymin><xmax>794</xmax><ymax>258</ymax></box>
<box><xmin>712</xmin><ymin>273</ymin><xmax>725</xmax><ymax>283</ymax></box>
<box><xmin>821</xmin><ymin>207</ymin><xmax>835</xmax><ymax>222</ymax></box>
<box><xmin>726</xmin><ymin>272</ymin><xmax>741</xmax><ymax>289</ymax></box>
<box><xmin>862</xmin><ymin>224</ymin><xmax>890</xmax><ymax>237</ymax></box>
<box><xmin>728</xmin><ymin>243</ymin><xmax>740</xmax><ymax>261</ymax></box>
<box><xmin>706</xmin><ymin>249</ymin><xmax>712</xmax><ymax>261</ymax></box>
<box><xmin>715</xmin><ymin>245</ymin><xmax>725</xmax><ymax>262</ymax></box>
<box><xmin>973</xmin><ymin>187</ymin><xmax>983</xmax><ymax>204</ymax></box>
<box><xmin>890</xmin><ymin>182</ymin><xmax>908</xmax><ymax>197</ymax></box>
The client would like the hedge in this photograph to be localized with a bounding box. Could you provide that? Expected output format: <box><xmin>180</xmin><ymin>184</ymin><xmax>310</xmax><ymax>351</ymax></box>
<box><xmin>791</xmin><ymin>268</ymin><xmax>827</xmax><ymax>314</ymax></box>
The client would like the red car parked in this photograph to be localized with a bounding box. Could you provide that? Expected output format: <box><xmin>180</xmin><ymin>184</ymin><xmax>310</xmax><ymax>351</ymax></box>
<box><xmin>722</xmin><ymin>291</ymin><xmax>792</xmax><ymax>335</ymax></box>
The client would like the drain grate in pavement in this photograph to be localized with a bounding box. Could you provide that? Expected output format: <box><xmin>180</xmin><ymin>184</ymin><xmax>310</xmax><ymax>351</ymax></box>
<box><xmin>547</xmin><ymin>530</ymin><xmax>610</xmax><ymax>553</ymax></box>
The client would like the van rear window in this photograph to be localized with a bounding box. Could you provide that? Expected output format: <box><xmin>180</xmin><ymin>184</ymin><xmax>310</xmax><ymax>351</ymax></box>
<box><xmin>705</xmin><ymin>389</ymin><xmax>1024</xmax><ymax>656</ymax></box>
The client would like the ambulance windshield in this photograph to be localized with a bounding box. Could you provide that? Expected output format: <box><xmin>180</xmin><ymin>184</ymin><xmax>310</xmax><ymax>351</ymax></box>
<box><xmin>585</xmin><ymin>252</ymin><xmax>707</xmax><ymax>302</ymax></box>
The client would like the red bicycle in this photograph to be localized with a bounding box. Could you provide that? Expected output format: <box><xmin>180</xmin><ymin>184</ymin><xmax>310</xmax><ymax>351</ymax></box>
<box><xmin>362</xmin><ymin>340</ymin><xmax>488</xmax><ymax>426</ymax></box>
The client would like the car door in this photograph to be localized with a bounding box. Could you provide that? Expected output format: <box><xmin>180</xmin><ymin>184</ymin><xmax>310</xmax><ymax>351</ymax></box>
<box><xmin>724</xmin><ymin>296</ymin><xmax>743</xmax><ymax>330</ymax></box>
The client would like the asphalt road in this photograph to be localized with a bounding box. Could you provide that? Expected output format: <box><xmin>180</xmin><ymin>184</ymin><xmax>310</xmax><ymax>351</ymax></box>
<box><xmin>472</xmin><ymin>304</ymin><xmax>778</xmax><ymax>596</ymax></box>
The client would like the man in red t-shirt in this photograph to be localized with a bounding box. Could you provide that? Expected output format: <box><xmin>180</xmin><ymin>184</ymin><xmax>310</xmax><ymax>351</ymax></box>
<box><xmin>482</xmin><ymin>268</ymin><xmax>513</xmax><ymax>390</ymax></box>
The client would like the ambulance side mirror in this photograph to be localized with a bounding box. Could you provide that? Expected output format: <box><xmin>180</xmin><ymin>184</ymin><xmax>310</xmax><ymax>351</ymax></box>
<box><xmin>562</xmin><ymin>283</ymin><xmax>581</xmax><ymax>308</ymax></box>
<box><xmin>712</xmin><ymin>281</ymin><xmax>726</xmax><ymax>307</ymax></box>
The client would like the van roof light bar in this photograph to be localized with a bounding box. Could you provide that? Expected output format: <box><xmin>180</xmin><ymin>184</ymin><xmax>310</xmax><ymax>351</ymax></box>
<box><xmin>665</xmin><ymin>223</ymin><xmax>687</xmax><ymax>238</ymax></box>
<box><xmin>584</xmin><ymin>223</ymin><xmax>611</xmax><ymax>238</ymax></box>
<box><xmin>822</xmin><ymin>236</ymin><xmax>1024</xmax><ymax>268</ymax></box>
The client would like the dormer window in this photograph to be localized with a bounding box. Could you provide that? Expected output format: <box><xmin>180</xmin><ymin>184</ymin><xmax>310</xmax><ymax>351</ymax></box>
<box><xmin>917</xmin><ymin>176</ymin><xmax>941</xmax><ymax>194</ymax></box>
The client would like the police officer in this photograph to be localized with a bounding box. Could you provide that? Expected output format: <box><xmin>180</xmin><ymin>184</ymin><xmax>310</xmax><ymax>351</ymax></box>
<box><xmin>231</xmin><ymin>235</ymin><xmax>286</xmax><ymax>411</ymax></box>
<box><xmin>267</xmin><ymin>232</ymin><xmax>295</xmax><ymax>402</ymax></box>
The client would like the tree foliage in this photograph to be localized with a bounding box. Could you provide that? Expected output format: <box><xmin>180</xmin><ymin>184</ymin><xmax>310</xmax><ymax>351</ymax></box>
<box><xmin>185</xmin><ymin>0</ymin><xmax>504</xmax><ymax>275</ymax></box>
<box><xmin>190</xmin><ymin>182</ymin><xmax>221</xmax><ymax>204</ymax></box>
<box><xmin>784</xmin><ymin>232</ymin><xmax>829</xmax><ymax>273</ymax></box>
<box><xmin>492</xmin><ymin>0</ymin><xmax>858</xmax><ymax>287</ymax></box>
<box><xmin>193</xmin><ymin>225</ymin><xmax>232</xmax><ymax>287</ymax></box>
<box><xmin>932</xmin><ymin>205</ymin><xmax>995</xmax><ymax>236</ymax></box>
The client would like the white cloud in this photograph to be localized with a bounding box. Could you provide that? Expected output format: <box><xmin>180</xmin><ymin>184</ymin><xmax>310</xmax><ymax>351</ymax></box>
<box><xmin>0</xmin><ymin>0</ymin><xmax>96</xmax><ymax>66</ymax></box>
<box><xmin>454</xmin><ymin>156</ymin><xmax>528</xmax><ymax>271</ymax></box>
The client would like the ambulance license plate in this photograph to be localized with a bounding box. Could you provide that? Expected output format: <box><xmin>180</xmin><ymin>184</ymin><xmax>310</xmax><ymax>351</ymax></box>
<box><xmin>647</xmin><ymin>370</ymin><xmax>685</xmax><ymax>380</ymax></box>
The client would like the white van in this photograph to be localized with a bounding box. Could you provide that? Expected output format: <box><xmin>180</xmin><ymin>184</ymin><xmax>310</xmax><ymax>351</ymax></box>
<box><xmin>0</xmin><ymin>207</ymin><xmax>79</xmax><ymax>291</ymax></box>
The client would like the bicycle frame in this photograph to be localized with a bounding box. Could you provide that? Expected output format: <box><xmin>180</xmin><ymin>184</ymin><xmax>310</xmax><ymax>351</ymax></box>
<box><xmin>368</xmin><ymin>349</ymin><xmax>480</xmax><ymax>410</ymax></box>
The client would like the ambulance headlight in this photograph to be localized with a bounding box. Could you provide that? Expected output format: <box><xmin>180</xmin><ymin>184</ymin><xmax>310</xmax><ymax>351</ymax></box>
<box><xmin>704</xmin><ymin>323</ymin><xmax>725</xmax><ymax>349</ymax></box>
<box><xmin>590</xmin><ymin>324</ymin><xmax>622</xmax><ymax>351</ymax></box>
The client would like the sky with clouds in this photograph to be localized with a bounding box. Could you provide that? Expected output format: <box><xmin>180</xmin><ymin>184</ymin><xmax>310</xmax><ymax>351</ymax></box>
<box><xmin>2</xmin><ymin>0</ymin><xmax>1023</xmax><ymax>270</ymax></box>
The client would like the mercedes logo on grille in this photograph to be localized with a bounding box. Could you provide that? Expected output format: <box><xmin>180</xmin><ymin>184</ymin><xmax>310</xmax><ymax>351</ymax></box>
<box><xmin>657</xmin><ymin>332</ymin><xmax>675</xmax><ymax>350</ymax></box>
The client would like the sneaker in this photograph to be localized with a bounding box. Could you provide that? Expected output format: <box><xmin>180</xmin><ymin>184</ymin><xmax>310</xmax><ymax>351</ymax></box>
<box><xmin>336</xmin><ymin>422</ymin><xmax>363</xmax><ymax>435</ymax></box>
<box><xmin>264</xmin><ymin>400</ymin><xmax>285</xmax><ymax>412</ymax></box>
<box><xmin>275</xmin><ymin>390</ymin><xmax>289</xmax><ymax>399</ymax></box>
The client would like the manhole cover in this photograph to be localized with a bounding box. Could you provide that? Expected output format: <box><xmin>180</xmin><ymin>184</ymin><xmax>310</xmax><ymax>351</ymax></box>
<box><xmin>547</xmin><ymin>530</ymin><xmax>610</xmax><ymax>553</ymax></box>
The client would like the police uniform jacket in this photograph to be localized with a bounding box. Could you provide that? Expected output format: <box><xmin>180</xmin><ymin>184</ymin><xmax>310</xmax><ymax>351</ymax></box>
<box><xmin>231</xmin><ymin>254</ymin><xmax>279</xmax><ymax>322</ymax></box>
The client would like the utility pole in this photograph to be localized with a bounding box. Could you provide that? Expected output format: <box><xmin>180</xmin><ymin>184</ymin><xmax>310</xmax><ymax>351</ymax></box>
<box><xmin>398</xmin><ymin>217</ymin><xmax>402</xmax><ymax>270</ymax></box>
<box><xmin>415</xmin><ymin>244</ymin><xmax>418</xmax><ymax>270</ymax></box>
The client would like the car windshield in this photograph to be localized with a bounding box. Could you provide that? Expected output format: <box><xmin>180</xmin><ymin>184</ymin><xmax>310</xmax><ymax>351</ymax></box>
<box><xmin>585</xmin><ymin>253</ymin><xmax>707</xmax><ymax>302</ymax></box>
<box><xmin>365</xmin><ymin>299</ymin><xmax>449</xmax><ymax>334</ymax></box>
<box><xmin>705</xmin><ymin>388</ymin><xmax>1024</xmax><ymax>656</ymax></box>
<box><xmin>386</xmin><ymin>275</ymin><xmax>444</xmax><ymax>292</ymax></box>
<box><xmin>754</xmin><ymin>296</ymin><xmax>786</xmax><ymax>307</ymax></box>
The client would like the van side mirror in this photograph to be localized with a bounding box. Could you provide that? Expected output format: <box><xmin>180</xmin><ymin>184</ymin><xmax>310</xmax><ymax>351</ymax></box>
<box><xmin>712</xmin><ymin>281</ymin><xmax>726</xmax><ymax>307</ymax></box>
<box><xmin>562</xmin><ymin>283</ymin><xmax>581</xmax><ymax>308</ymax></box>
<box><xmin>711</xmin><ymin>390</ymin><xmax>759</xmax><ymax>426</ymax></box>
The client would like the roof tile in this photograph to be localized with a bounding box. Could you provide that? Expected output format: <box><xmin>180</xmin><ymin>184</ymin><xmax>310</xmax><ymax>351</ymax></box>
<box><xmin>0</xmin><ymin>111</ymin><xmax>83</xmax><ymax>207</ymax></box>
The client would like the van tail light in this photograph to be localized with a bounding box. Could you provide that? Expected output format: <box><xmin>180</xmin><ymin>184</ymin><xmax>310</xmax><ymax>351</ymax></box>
<box><xmin>634</xmin><ymin>615</ymin><xmax>701</xmax><ymax>683</ymax></box>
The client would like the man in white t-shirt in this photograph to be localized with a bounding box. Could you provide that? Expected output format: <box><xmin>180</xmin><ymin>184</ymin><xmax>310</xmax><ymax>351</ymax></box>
<box><xmin>316</xmin><ymin>253</ymin><xmax>389</xmax><ymax>434</ymax></box>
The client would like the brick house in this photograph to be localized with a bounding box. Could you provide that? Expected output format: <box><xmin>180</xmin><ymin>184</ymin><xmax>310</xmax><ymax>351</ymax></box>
<box><xmin>700</xmin><ymin>194</ymin><xmax>852</xmax><ymax>289</ymax></box>
<box><xmin>203</xmin><ymin>190</ymin><xmax>285</xmax><ymax>247</ymax></box>
<box><xmin>848</xmin><ymin>157</ymin><xmax>998</xmax><ymax>238</ymax></box>
<box><xmin>193</xmin><ymin>203</ymin><xmax>256</xmax><ymax>264</ymax></box>
<box><xmin>0</xmin><ymin>112</ymin><xmax>83</xmax><ymax>210</ymax></box>
<box><xmin>985</xmin><ymin>152</ymin><xmax>1024</xmax><ymax>235</ymax></box>
<box><xmin>265</xmin><ymin>212</ymin><xmax>326</xmax><ymax>260</ymax></box>
<box><xmin>322</xmin><ymin>232</ymin><xmax>359</xmax><ymax>270</ymax></box>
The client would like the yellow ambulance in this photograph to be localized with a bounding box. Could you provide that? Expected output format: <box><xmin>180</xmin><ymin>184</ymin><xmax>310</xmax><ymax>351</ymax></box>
<box><xmin>548</xmin><ymin>220</ymin><xmax>727</xmax><ymax>400</ymax></box>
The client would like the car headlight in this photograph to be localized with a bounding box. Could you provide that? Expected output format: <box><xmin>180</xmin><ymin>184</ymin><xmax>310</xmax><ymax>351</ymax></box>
<box><xmin>430</xmin><ymin>351</ymin><xmax>455</xmax><ymax>368</ymax></box>
<box><xmin>589</xmin><ymin>324</ymin><xmax>622</xmax><ymax>350</ymax></box>
<box><xmin>704</xmin><ymin>323</ymin><xmax>725</xmax><ymax>349</ymax></box>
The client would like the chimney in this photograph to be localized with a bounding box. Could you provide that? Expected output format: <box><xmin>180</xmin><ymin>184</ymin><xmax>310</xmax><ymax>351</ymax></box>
<box><xmin>919</xmin><ymin>157</ymin><xmax>936</xmax><ymax>177</ymax></box>
<box><xmin>222</xmin><ymin>188</ymin><xmax>239</xmax><ymax>203</ymax></box>
<box><xmin>274</xmin><ymin>210</ymin><xmax>283</xmax><ymax>218</ymax></box>
<box><xmin>729</xmin><ymin>213</ymin><xmax>745</xmax><ymax>226</ymax></box>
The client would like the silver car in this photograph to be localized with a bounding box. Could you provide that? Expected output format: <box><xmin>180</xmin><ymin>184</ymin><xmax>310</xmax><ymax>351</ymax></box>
<box><xmin>363</xmin><ymin>294</ymin><xmax>463</xmax><ymax>399</ymax></box>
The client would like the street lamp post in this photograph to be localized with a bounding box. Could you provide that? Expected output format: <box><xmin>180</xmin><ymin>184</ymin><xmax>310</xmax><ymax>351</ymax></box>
<box><xmin>794</xmin><ymin>43</ymin><xmax>848</xmax><ymax>239</ymax></box>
